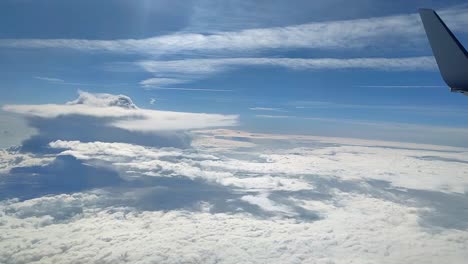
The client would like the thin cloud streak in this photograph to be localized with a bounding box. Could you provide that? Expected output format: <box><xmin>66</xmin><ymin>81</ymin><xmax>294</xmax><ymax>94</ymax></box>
<box><xmin>143</xmin><ymin>87</ymin><xmax>233</xmax><ymax>92</ymax></box>
<box><xmin>356</xmin><ymin>85</ymin><xmax>447</xmax><ymax>88</ymax></box>
<box><xmin>35</xmin><ymin>76</ymin><xmax>129</xmax><ymax>87</ymax></box>
<box><xmin>34</xmin><ymin>76</ymin><xmax>65</xmax><ymax>83</ymax></box>
<box><xmin>255</xmin><ymin>114</ymin><xmax>468</xmax><ymax>134</ymax></box>
<box><xmin>250</xmin><ymin>107</ymin><xmax>287</xmax><ymax>112</ymax></box>
<box><xmin>255</xmin><ymin>115</ymin><xmax>294</xmax><ymax>119</ymax></box>
<box><xmin>290</xmin><ymin>101</ymin><xmax>468</xmax><ymax>116</ymax></box>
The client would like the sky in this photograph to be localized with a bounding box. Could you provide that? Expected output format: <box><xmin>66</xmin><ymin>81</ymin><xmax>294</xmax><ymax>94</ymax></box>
<box><xmin>1</xmin><ymin>1</ymin><xmax>468</xmax><ymax>263</ymax></box>
<box><xmin>1</xmin><ymin>0</ymin><xmax>468</xmax><ymax>147</ymax></box>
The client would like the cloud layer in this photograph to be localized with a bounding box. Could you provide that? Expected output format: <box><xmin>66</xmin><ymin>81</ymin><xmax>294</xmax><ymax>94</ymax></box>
<box><xmin>1</xmin><ymin>128</ymin><xmax>468</xmax><ymax>263</ymax></box>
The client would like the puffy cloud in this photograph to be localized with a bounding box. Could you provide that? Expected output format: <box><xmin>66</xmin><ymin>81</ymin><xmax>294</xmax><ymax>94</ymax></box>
<box><xmin>1</xmin><ymin>191</ymin><xmax>467</xmax><ymax>264</ymax></box>
<box><xmin>67</xmin><ymin>90</ymin><xmax>138</xmax><ymax>109</ymax></box>
<box><xmin>0</xmin><ymin>148</ymin><xmax>52</xmax><ymax>174</ymax></box>
<box><xmin>1</xmin><ymin>128</ymin><xmax>468</xmax><ymax>263</ymax></box>
<box><xmin>44</xmin><ymin>130</ymin><xmax>468</xmax><ymax>194</ymax></box>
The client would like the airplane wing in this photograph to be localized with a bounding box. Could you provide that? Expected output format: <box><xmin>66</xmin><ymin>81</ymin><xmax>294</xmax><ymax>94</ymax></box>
<box><xmin>419</xmin><ymin>8</ymin><xmax>468</xmax><ymax>94</ymax></box>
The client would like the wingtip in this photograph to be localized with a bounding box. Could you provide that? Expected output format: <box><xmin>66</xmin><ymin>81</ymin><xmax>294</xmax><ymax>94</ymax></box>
<box><xmin>418</xmin><ymin>8</ymin><xmax>436</xmax><ymax>14</ymax></box>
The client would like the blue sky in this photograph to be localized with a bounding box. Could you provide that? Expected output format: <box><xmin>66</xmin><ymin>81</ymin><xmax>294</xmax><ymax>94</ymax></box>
<box><xmin>1</xmin><ymin>0</ymin><xmax>468</xmax><ymax>146</ymax></box>
<box><xmin>2</xmin><ymin>2</ymin><xmax>468</xmax><ymax>262</ymax></box>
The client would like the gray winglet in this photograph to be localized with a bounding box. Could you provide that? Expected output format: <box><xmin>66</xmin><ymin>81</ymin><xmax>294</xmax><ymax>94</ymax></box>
<box><xmin>419</xmin><ymin>8</ymin><xmax>468</xmax><ymax>91</ymax></box>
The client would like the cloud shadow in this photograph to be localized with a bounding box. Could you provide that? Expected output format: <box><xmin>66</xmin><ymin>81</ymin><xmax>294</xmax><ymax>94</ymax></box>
<box><xmin>20</xmin><ymin>115</ymin><xmax>191</xmax><ymax>154</ymax></box>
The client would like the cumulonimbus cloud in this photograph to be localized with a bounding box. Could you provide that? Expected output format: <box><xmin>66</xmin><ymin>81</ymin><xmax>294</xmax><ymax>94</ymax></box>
<box><xmin>2</xmin><ymin>91</ymin><xmax>238</xmax><ymax>132</ymax></box>
<box><xmin>1</xmin><ymin>91</ymin><xmax>238</xmax><ymax>151</ymax></box>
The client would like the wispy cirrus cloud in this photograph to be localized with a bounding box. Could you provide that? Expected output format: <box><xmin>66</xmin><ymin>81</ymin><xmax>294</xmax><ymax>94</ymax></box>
<box><xmin>289</xmin><ymin>100</ymin><xmax>468</xmax><ymax>116</ymax></box>
<box><xmin>137</xmin><ymin>57</ymin><xmax>437</xmax><ymax>74</ymax></box>
<box><xmin>34</xmin><ymin>76</ymin><xmax>65</xmax><ymax>83</ymax></box>
<box><xmin>136</xmin><ymin>57</ymin><xmax>437</xmax><ymax>87</ymax></box>
<box><xmin>1</xmin><ymin>8</ymin><xmax>466</xmax><ymax>55</ymax></box>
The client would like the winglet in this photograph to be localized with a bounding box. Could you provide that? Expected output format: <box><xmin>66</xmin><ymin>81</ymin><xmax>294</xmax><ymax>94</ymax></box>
<box><xmin>419</xmin><ymin>8</ymin><xmax>468</xmax><ymax>91</ymax></box>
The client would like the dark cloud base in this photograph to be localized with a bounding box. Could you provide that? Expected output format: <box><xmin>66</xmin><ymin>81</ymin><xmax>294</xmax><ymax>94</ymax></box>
<box><xmin>20</xmin><ymin>115</ymin><xmax>191</xmax><ymax>153</ymax></box>
<box><xmin>0</xmin><ymin>155</ymin><xmax>122</xmax><ymax>200</ymax></box>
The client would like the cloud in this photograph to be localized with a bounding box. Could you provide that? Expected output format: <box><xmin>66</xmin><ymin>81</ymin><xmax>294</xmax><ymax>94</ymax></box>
<box><xmin>0</xmin><ymin>148</ymin><xmax>53</xmax><ymax>174</ymax></box>
<box><xmin>138</xmin><ymin>57</ymin><xmax>437</xmax><ymax>73</ymax></box>
<box><xmin>289</xmin><ymin>101</ymin><xmax>468</xmax><ymax>116</ymax></box>
<box><xmin>2</xmin><ymin>91</ymin><xmax>237</xmax><ymax>152</ymax></box>
<box><xmin>67</xmin><ymin>90</ymin><xmax>138</xmax><ymax>109</ymax></box>
<box><xmin>140</xmin><ymin>78</ymin><xmax>189</xmax><ymax>87</ymax></box>
<box><xmin>136</xmin><ymin>57</ymin><xmax>436</xmax><ymax>86</ymax></box>
<box><xmin>34</xmin><ymin>76</ymin><xmax>65</xmax><ymax>83</ymax></box>
<box><xmin>46</xmin><ymin>130</ymin><xmax>468</xmax><ymax>194</ymax></box>
<box><xmin>3</xmin><ymin>91</ymin><xmax>238</xmax><ymax>132</ymax></box>
<box><xmin>114</xmin><ymin>54</ymin><xmax>445</xmax><ymax>93</ymax></box>
<box><xmin>142</xmin><ymin>86</ymin><xmax>233</xmax><ymax>92</ymax></box>
<box><xmin>249</xmin><ymin>107</ymin><xmax>286</xmax><ymax>112</ymax></box>
<box><xmin>255</xmin><ymin>114</ymin><xmax>294</xmax><ymax>119</ymax></box>
<box><xmin>1</xmin><ymin>181</ymin><xmax>467</xmax><ymax>263</ymax></box>
<box><xmin>1</xmin><ymin>128</ymin><xmax>468</xmax><ymax>263</ymax></box>
<box><xmin>1</xmin><ymin>8</ymin><xmax>467</xmax><ymax>55</ymax></box>
<box><xmin>0</xmin><ymin>111</ymin><xmax>37</xmax><ymax>148</ymax></box>
<box><xmin>0</xmin><ymin>155</ymin><xmax>122</xmax><ymax>200</ymax></box>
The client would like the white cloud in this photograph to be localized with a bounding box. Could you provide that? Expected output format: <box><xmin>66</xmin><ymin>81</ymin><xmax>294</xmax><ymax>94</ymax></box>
<box><xmin>249</xmin><ymin>107</ymin><xmax>286</xmax><ymax>112</ymax></box>
<box><xmin>241</xmin><ymin>193</ymin><xmax>295</xmax><ymax>215</ymax></box>
<box><xmin>143</xmin><ymin>87</ymin><xmax>233</xmax><ymax>92</ymax></box>
<box><xmin>0</xmin><ymin>149</ymin><xmax>52</xmax><ymax>174</ymax></box>
<box><xmin>192</xmin><ymin>129</ymin><xmax>468</xmax><ymax>193</ymax></box>
<box><xmin>137</xmin><ymin>56</ymin><xmax>437</xmax><ymax>86</ymax></box>
<box><xmin>34</xmin><ymin>76</ymin><xmax>65</xmax><ymax>83</ymax></box>
<box><xmin>45</xmin><ymin>127</ymin><xmax>468</xmax><ymax>194</ymax></box>
<box><xmin>140</xmin><ymin>78</ymin><xmax>189</xmax><ymax>87</ymax></box>
<box><xmin>255</xmin><ymin>114</ymin><xmax>294</xmax><ymax>119</ymax></box>
<box><xmin>1</xmin><ymin>128</ymin><xmax>468</xmax><ymax>263</ymax></box>
<box><xmin>2</xmin><ymin>91</ymin><xmax>238</xmax><ymax>132</ymax></box>
<box><xmin>1</xmin><ymin>8</ymin><xmax>467</xmax><ymax>55</ymax></box>
<box><xmin>1</xmin><ymin>191</ymin><xmax>467</xmax><ymax>264</ymax></box>
<box><xmin>67</xmin><ymin>90</ymin><xmax>138</xmax><ymax>109</ymax></box>
<box><xmin>138</xmin><ymin>57</ymin><xmax>437</xmax><ymax>74</ymax></box>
